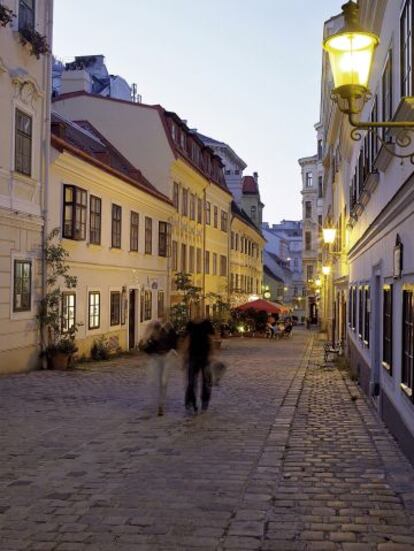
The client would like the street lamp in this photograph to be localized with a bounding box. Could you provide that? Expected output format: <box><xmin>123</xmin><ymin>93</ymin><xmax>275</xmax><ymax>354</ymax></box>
<box><xmin>322</xmin><ymin>227</ymin><xmax>337</xmax><ymax>245</ymax></box>
<box><xmin>323</xmin><ymin>1</ymin><xmax>414</xmax><ymax>162</ymax></box>
<box><xmin>322</xmin><ymin>265</ymin><xmax>331</xmax><ymax>276</ymax></box>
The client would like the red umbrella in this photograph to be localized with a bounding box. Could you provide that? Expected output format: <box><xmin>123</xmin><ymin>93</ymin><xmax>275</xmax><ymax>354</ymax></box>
<box><xmin>236</xmin><ymin>298</ymin><xmax>289</xmax><ymax>314</ymax></box>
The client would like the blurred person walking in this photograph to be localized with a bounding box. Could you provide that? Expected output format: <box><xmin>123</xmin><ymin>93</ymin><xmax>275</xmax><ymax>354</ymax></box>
<box><xmin>139</xmin><ymin>320</ymin><xmax>178</xmax><ymax>416</ymax></box>
<box><xmin>184</xmin><ymin>318</ymin><xmax>215</xmax><ymax>413</ymax></box>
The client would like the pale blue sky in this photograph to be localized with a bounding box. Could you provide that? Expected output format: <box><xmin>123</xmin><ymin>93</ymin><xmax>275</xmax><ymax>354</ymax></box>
<box><xmin>53</xmin><ymin>0</ymin><xmax>342</xmax><ymax>223</ymax></box>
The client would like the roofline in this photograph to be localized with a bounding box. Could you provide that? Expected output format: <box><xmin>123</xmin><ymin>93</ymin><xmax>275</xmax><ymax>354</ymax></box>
<box><xmin>53</xmin><ymin>91</ymin><xmax>231</xmax><ymax>196</ymax></box>
<box><xmin>51</xmin><ymin>134</ymin><xmax>173</xmax><ymax>206</ymax></box>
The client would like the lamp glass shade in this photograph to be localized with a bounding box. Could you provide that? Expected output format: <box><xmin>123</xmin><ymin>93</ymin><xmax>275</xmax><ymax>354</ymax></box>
<box><xmin>322</xmin><ymin>265</ymin><xmax>331</xmax><ymax>275</ymax></box>
<box><xmin>322</xmin><ymin>227</ymin><xmax>337</xmax><ymax>244</ymax></box>
<box><xmin>324</xmin><ymin>30</ymin><xmax>378</xmax><ymax>91</ymax></box>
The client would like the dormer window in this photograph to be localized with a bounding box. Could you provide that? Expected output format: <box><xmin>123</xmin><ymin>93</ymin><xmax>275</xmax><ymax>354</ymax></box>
<box><xmin>180</xmin><ymin>131</ymin><xmax>186</xmax><ymax>150</ymax></box>
<box><xmin>19</xmin><ymin>0</ymin><xmax>35</xmax><ymax>32</ymax></box>
<box><xmin>171</xmin><ymin>123</ymin><xmax>176</xmax><ymax>142</ymax></box>
<box><xmin>192</xmin><ymin>142</ymin><xmax>199</xmax><ymax>164</ymax></box>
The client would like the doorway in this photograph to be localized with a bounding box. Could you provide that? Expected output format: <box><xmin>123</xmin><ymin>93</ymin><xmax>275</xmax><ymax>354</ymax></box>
<box><xmin>129</xmin><ymin>289</ymin><xmax>136</xmax><ymax>349</ymax></box>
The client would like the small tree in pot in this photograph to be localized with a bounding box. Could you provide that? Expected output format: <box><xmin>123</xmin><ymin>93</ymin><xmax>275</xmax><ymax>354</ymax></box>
<box><xmin>38</xmin><ymin>228</ymin><xmax>79</xmax><ymax>369</ymax></box>
<box><xmin>0</xmin><ymin>3</ymin><xmax>15</xmax><ymax>27</ymax></box>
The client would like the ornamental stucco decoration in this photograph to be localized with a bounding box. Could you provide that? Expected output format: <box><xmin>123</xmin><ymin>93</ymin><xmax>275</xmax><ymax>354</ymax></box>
<box><xmin>10</xmin><ymin>68</ymin><xmax>43</xmax><ymax>106</ymax></box>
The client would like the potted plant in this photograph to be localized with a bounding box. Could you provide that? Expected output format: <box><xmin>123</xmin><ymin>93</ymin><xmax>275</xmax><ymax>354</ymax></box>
<box><xmin>0</xmin><ymin>3</ymin><xmax>14</xmax><ymax>27</ymax></box>
<box><xmin>170</xmin><ymin>272</ymin><xmax>202</xmax><ymax>336</ymax></box>
<box><xmin>38</xmin><ymin>229</ymin><xmax>79</xmax><ymax>369</ymax></box>
<box><xmin>19</xmin><ymin>26</ymin><xmax>49</xmax><ymax>59</ymax></box>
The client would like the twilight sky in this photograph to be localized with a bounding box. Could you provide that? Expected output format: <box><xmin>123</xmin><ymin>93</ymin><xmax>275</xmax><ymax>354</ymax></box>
<box><xmin>53</xmin><ymin>0</ymin><xmax>342</xmax><ymax>223</ymax></box>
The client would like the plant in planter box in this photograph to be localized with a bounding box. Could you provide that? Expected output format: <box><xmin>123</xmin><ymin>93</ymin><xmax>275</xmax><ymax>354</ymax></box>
<box><xmin>0</xmin><ymin>3</ymin><xmax>14</xmax><ymax>26</ymax></box>
<box><xmin>19</xmin><ymin>26</ymin><xmax>49</xmax><ymax>59</ymax></box>
<box><xmin>38</xmin><ymin>228</ymin><xmax>79</xmax><ymax>369</ymax></box>
<box><xmin>169</xmin><ymin>272</ymin><xmax>202</xmax><ymax>335</ymax></box>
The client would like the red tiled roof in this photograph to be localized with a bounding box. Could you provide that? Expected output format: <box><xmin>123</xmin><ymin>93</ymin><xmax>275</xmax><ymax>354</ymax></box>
<box><xmin>50</xmin><ymin>113</ymin><xmax>171</xmax><ymax>205</ymax></box>
<box><xmin>242</xmin><ymin>175</ymin><xmax>259</xmax><ymax>194</ymax></box>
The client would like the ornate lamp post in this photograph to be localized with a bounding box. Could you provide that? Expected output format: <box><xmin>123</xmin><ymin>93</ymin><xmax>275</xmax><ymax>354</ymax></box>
<box><xmin>323</xmin><ymin>1</ymin><xmax>414</xmax><ymax>162</ymax></box>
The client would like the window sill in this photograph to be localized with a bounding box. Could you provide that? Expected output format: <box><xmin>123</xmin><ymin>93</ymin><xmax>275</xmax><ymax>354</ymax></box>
<box><xmin>109</xmin><ymin>247</ymin><xmax>122</xmax><ymax>252</ymax></box>
<box><xmin>129</xmin><ymin>250</ymin><xmax>139</xmax><ymax>254</ymax></box>
<box><xmin>382</xmin><ymin>361</ymin><xmax>392</xmax><ymax>373</ymax></box>
<box><xmin>400</xmin><ymin>383</ymin><xmax>413</xmax><ymax>399</ymax></box>
<box><xmin>12</xmin><ymin>171</ymin><xmax>37</xmax><ymax>185</ymax></box>
<box><xmin>87</xmin><ymin>243</ymin><xmax>102</xmax><ymax>249</ymax></box>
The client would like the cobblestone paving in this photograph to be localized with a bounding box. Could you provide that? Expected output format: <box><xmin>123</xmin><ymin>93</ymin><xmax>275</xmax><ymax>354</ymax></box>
<box><xmin>0</xmin><ymin>330</ymin><xmax>414</xmax><ymax>550</ymax></box>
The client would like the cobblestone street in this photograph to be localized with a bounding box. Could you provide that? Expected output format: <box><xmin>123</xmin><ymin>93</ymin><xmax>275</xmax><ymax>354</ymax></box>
<box><xmin>1</xmin><ymin>329</ymin><xmax>414</xmax><ymax>551</ymax></box>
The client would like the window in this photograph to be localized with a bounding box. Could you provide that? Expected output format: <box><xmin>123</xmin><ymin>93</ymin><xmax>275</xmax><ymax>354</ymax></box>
<box><xmin>305</xmin><ymin>172</ymin><xmax>313</xmax><ymax>187</ymax></box>
<box><xmin>250</xmin><ymin>206</ymin><xmax>257</xmax><ymax>220</ymax></box>
<box><xmin>182</xmin><ymin>188</ymin><xmax>188</xmax><ymax>216</ymax></box>
<box><xmin>318</xmin><ymin>215</ymin><xmax>323</xmax><ymax>235</ymax></box>
<box><xmin>158</xmin><ymin>221</ymin><xmax>170</xmax><ymax>257</ymax></box>
<box><xmin>213</xmin><ymin>206</ymin><xmax>218</xmax><ymax>228</ymax></box>
<box><xmin>145</xmin><ymin>217</ymin><xmax>152</xmax><ymax>254</ymax></box>
<box><xmin>88</xmin><ymin>291</ymin><xmax>100</xmax><ymax>329</ymax></box>
<box><xmin>110</xmin><ymin>291</ymin><xmax>121</xmax><ymax>326</ymax></box>
<box><xmin>197</xmin><ymin>197</ymin><xmax>202</xmax><ymax>224</ymax></box>
<box><xmin>318</xmin><ymin>176</ymin><xmax>323</xmax><ymax>198</ymax></box>
<box><xmin>348</xmin><ymin>287</ymin><xmax>353</xmax><ymax>326</ymax></box>
<box><xmin>89</xmin><ymin>196</ymin><xmax>101</xmax><ymax>245</ymax></box>
<box><xmin>235</xmin><ymin>233</ymin><xmax>239</xmax><ymax>251</ymax></box>
<box><xmin>401</xmin><ymin>0</ymin><xmax>413</xmax><ymax>98</ymax></box>
<box><xmin>18</xmin><ymin>0</ymin><xmax>35</xmax><ymax>33</ymax></box>
<box><xmin>61</xmin><ymin>292</ymin><xmax>75</xmax><ymax>333</ymax></box>
<box><xmin>220</xmin><ymin>255</ymin><xmax>227</xmax><ymax>276</ymax></box>
<box><xmin>205</xmin><ymin>250</ymin><xmax>210</xmax><ymax>274</ymax></box>
<box><xmin>383</xmin><ymin>285</ymin><xmax>393</xmax><ymax>371</ymax></box>
<box><xmin>144</xmin><ymin>290</ymin><xmax>152</xmax><ymax>321</ymax></box>
<box><xmin>305</xmin><ymin>231</ymin><xmax>311</xmax><ymax>251</ymax></box>
<box><xmin>63</xmin><ymin>185</ymin><xmax>87</xmax><ymax>240</ymax></box>
<box><xmin>130</xmin><ymin>211</ymin><xmax>139</xmax><ymax>252</ymax></box>
<box><xmin>205</xmin><ymin>201</ymin><xmax>211</xmax><ymax>225</ymax></box>
<box><xmin>306</xmin><ymin>264</ymin><xmax>313</xmax><ymax>282</ymax></box>
<box><xmin>15</xmin><ymin>109</ymin><xmax>32</xmax><ymax>176</ymax></box>
<box><xmin>363</xmin><ymin>286</ymin><xmax>370</xmax><ymax>346</ymax></box>
<box><xmin>189</xmin><ymin>194</ymin><xmax>196</xmax><ymax>220</ymax></box>
<box><xmin>196</xmin><ymin>248</ymin><xmax>202</xmax><ymax>274</ymax></box>
<box><xmin>231</xmin><ymin>231</ymin><xmax>234</xmax><ymax>250</ymax></box>
<box><xmin>402</xmin><ymin>289</ymin><xmax>414</xmax><ymax>397</ymax></box>
<box><xmin>317</xmin><ymin>139</ymin><xmax>323</xmax><ymax>160</ymax></box>
<box><xmin>181</xmin><ymin>243</ymin><xmax>187</xmax><ymax>272</ymax></box>
<box><xmin>212</xmin><ymin>253</ymin><xmax>217</xmax><ymax>275</ymax></box>
<box><xmin>158</xmin><ymin>290</ymin><xmax>165</xmax><ymax>319</ymax></box>
<box><xmin>189</xmin><ymin>246</ymin><xmax>195</xmax><ymax>273</ymax></box>
<box><xmin>173</xmin><ymin>182</ymin><xmax>179</xmax><ymax>209</ymax></box>
<box><xmin>172</xmin><ymin>240</ymin><xmax>178</xmax><ymax>271</ymax></box>
<box><xmin>13</xmin><ymin>260</ymin><xmax>32</xmax><ymax>312</ymax></box>
<box><xmin>235</xmin><ymin>169</ymin><xmax>240</xmax><ymax>175</ymax></box>
<box><xmin>382</xmin><ymin>51</ymin><xmax>392</xmax><ymax>139</ymax></box>
<box><xmin>111</xmin><ymin>204</ymin><xmax>122</xmax><ymax>248</ymax></box>
<box><xmin>221</xmin><ymin>211</ymin><xmax>228</xmax><ymax>232</ymax></box>
<box><xmin>352</xmin><ymin>286</ymin><xmax>357</xmax><ymax>331</ymax></box>
<box><xmin>305</xmin><ymin>201</ymin><xmax>312</xmax><ymax>219</ymax></box>
<box><xmin>358</xmin><ymin>287</ymin><xmax>363</xmax><ymax>338</ymax></box>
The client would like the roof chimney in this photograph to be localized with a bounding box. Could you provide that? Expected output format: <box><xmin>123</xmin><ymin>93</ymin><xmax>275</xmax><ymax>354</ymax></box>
<box><xmin>60</xmin><ymin>69</ymin><xmax>92</xmax><ymax>95</ymax></box>
<box><xmin>253</xmin><ymin>171</ymin><xmax>258</xmax><ymax>182</ymax></box>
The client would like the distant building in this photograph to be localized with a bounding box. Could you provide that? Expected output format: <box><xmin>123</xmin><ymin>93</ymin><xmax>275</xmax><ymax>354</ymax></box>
<box><xmin>53</xmin><ymin>54</ymin><xmax>141</xmax><ymax>103</ymax></box>
<box><xmin>262</xmin><ymin>220</ymin><xmax>305</xmax><ymax>318</ymax></box>
<box><xmin>298</xmin><ymin>148</ymin><xmax>324</xmax><ymax>324</ymax></box>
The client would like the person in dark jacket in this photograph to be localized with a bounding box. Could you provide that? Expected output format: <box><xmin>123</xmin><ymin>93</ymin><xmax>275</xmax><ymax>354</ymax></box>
<box><xmin>184</xmin><ymin>318</ymin><xmax>215</xmax><ymax>413</ymax></box>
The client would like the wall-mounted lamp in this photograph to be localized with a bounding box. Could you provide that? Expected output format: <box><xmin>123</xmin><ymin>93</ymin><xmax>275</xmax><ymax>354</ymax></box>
<box><xmin>322</xmin><ymin>227</ymin><xmax>337</xmax><ymax>245</ymax></box>
<box><xmin>322</xmin><ymin>265</ymin><xmax>332</xmax><ymax>276</ymax></box>
<box><xmin>323</xmin><ymin>1</ymin><xmax>414</xmax><ymax>162</ymax></box>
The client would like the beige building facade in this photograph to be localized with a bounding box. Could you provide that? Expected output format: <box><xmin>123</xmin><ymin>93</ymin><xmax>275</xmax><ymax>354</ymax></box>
<box><xmin>0</xmin><ymin>0</ymin><xmax>53</xmax><ymax>373</ymax></box>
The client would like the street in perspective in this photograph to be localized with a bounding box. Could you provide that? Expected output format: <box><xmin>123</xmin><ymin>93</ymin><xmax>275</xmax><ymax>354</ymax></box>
<box><xmin>2</xmin><ymin>0</ymin><xmax>414</xmax><ymax>549</ymax></box>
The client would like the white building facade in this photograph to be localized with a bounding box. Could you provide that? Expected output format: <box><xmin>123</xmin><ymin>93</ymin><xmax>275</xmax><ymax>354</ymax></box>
<box><xmin>320</xmin><ymin>0</ymin><xmax>414</xmax><ymax>464</ymax></box>
<box><xmin>0</xmin><ymin>0</ymin><xmax>53</xmax><ymax>373</ymax></box>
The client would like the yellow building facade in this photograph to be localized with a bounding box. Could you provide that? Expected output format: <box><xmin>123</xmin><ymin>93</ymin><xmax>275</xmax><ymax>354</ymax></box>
<box><xmin>49</xmin><ymin>115</ymin><xmax>173</xmax><ymax>356</ymax></box>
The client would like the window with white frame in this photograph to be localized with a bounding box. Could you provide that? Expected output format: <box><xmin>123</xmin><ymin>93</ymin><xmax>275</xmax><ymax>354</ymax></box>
<box><xmin>110</xmin><ymin>291</ymin><xmax>121</xmax><ymax>326</ymax></box>
<box><xmin>402</xmin><ymin>289</ymin><xmax>414</xmax><ymax>397</ymax></box>
<box><xmin>18</xmin><ymin>0</ymin><xmax>35</xmax><ymax>32</ymax></box>
<box><xmin>61</xmin><ymin>292</ymin><xmax>76</xmax><ymax>334</ymax></box>
<box><xmin>15</xmin><ymin>109</ymin><xmax>32</xmax><ymax>176</ymax></box>
<box><xmin>158</xmin><ymin>290</ymin><xmax>165</xmax><ymax>319</ymax></box>
<box><xmin>88</xmin><ymin>291</ymin><xmax>100</xmax><ymax>329</ymax></box>
<box><xmin>144</xmin><ymin>290</ymin><xmax>152</xmax><ymax>321</ymax></box>
<box><xmin>383</xmin><ymin>285</ymin><xmax>393</xmax><ymax>371</ymax></box>
<box><xmin>63</xmin><ymin>185</ymin><xmax>87</xmax><ymax>240</ymax></box>
<box><xmin>13</xmin><ymin>259</ymin><xmax>32</xmax><ymax>312</ymax></box>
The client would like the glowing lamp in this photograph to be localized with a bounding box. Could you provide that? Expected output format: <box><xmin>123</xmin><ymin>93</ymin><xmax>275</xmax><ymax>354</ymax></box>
<box><xmin>322</xmin><ymin>265</ymin><xmax>331</xmax><ymax>276</ymax></box>
<box><xmin>315</xmin><ymin>278</ymin><xmax>322</xmax><ymax>287</ymax></box>
<box><xmin>322</xmin><ymin>227</ymin><xmax>337</xmax><ymax>245</ymax></box>
<box><xmin>323</xmin><ymin>1</ymin><xmax>379</xmax><ymax>105</ymax></box>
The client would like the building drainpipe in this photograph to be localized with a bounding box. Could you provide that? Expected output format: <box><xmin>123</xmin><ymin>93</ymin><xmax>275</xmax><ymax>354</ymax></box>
<box><xmin>40</xmin><ymin>0</ymin><xmax>53</xmax><ymax>367</ymax></box>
